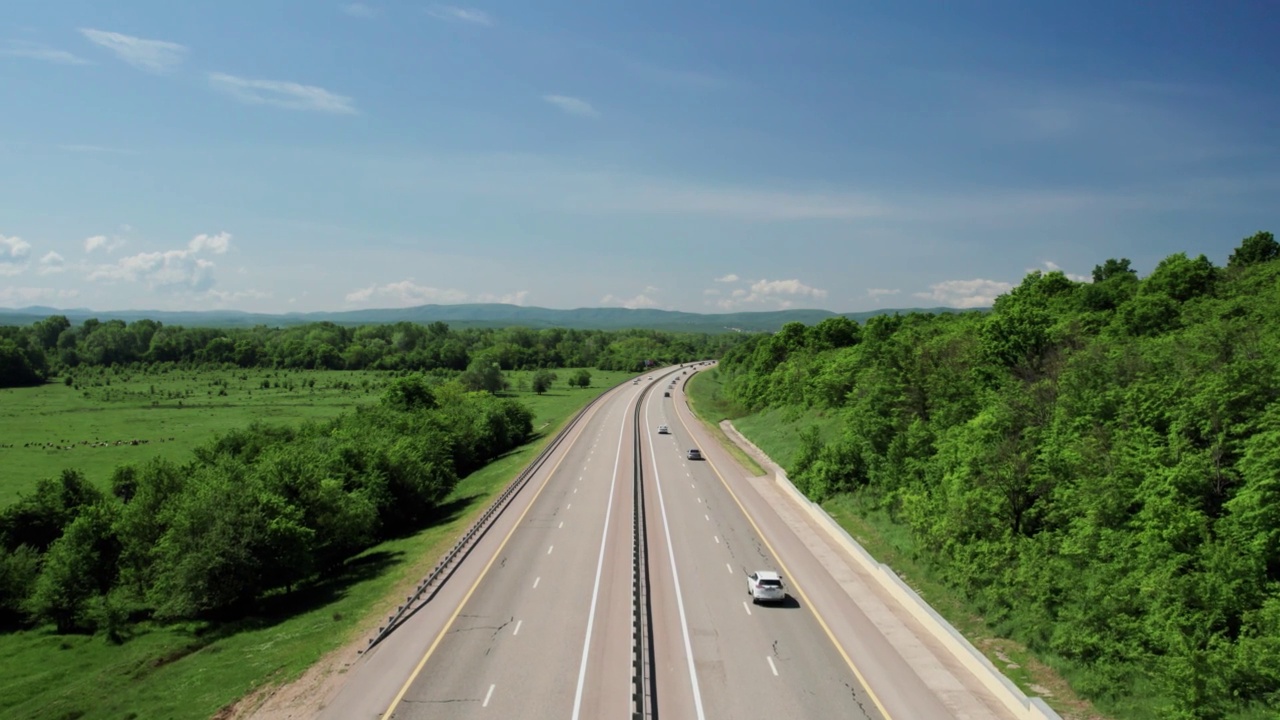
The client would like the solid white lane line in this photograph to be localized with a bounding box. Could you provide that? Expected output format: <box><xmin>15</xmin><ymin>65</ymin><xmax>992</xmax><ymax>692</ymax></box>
<box><xmin>547</xmin><ymin>545</ymin><xmax>554</xmax><ymax>555</ymax></box>
<box><xmin>767</xmin><ymin>657</ymin><xmax>778</xmax><ymax>676</ymax></box>
<box><xmin>743</xmin><ymin>601</ymin><xmax>752</xmax><ymax>616</ymax></box>
<box><xmin>533</xmin><ymin>577</ymin><xmax>540</xmax><ymax>589</ymax></box>
<box><xmin>645</xmin><ymin>397</ymin><xmax>707</xmax><ymax>720</ymax></box>
<box><xmin>514</xmin><ymin>620</ymin><xmax>522</xmax><ymax>636</ymax></box>
<box><xmin>714</xmin><ymin>536</ymin><xmax>720</xmax><ymax>544</ymax></box>
<box><xmin>484</xmin><ymin>684</ymin><xmax>495</xmax><ymax>707</ymax></box>
<box><xmin>727</xmin><ymin>563</ymin><xmax>733</xmax><ymax>574</ymax></box>
<box><xmin>570</xmin><ymin>394</ymin><xmax>629</xmax><ymax>720</ymax></box>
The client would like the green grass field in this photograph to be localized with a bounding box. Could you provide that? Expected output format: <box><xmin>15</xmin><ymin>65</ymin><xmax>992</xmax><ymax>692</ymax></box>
<box><xmin>0</xmin><ymin>368</ymin><xmax>390</xmax><ymax>506</ymax></box>
<box><xmin>0</xmin><ymin>367</ymin><xmax>632</xmax><ymax>720</ymax></box>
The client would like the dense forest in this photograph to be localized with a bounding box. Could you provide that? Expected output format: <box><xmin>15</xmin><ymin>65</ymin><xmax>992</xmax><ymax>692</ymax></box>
<box><xmin>714</xmin><ymin>232</ymin><xmax>1279</xmax><ymax>719</ymax></box>
<box><xmin>0</xmin><ymin>376</ymin><xmax>532</xmax><ymax>633</ymax></box>
<box><xmin>0</xmin><ymin>318</ymin><xmax>742</xmax><ymax>388</ymax></box>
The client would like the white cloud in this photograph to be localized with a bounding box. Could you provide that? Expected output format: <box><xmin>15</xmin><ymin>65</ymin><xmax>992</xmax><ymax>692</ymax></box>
<box><xmin>714</xmin><ymin>273</ymin><xmax>740</xmax><ymax>283</ymax></box>
<box><xmin>341</xmin><ymin>3</ymin><xmax>377</xmax><ymax>17</ymax></box>
<box><xmin>38</xmin><ymin>251</ymin><xmax>65</xmax><ymax>275</ymax></box>
<box><xmin>78</xmin><ymin>29</ymin><xmax>187</xmax><ymax>74</ymax></box>
<box><xmin>1</xmin><ymin>40</ymin><xmax>91</xmax><ymax>65</ymax></box>
<box><xmin>0</xmin><ymin>235</ymin><xmax>32</xmax><ymax>275</ymax></box>
<box><xmin>867</xmin><ymin>288</ymin><xmax>900</xmax><ymax>298</ymax></box>
<box><xmin>428</xmin><ymin>5</ymin><xmax>492</xmax><ymax>25</ymax></box>
<box><xmin>87</xmin><ymin>232</ymin><xmax>233</xmax><ymax>292</ymax></box>
<box><xmin>207</xmin><ymin>289</ymin><xmax>273</xmax><ymax>304</ymax></box>
<box><xmin>475</xmin><ymin>290</ymin><xmax>529</xmax><ymax>305</ymax></box>
<box><xmin>1038</xmin><ymin>260</ymin><xmax>1091</xmax><ymax>282</ymax></box>
<box><xmin>84</xmin><ymin>234</ymin><xmax>126</xmax><ymax>253</ymax></box>
<box><xmin>601</xmin><ymin>291</ymin><xmax>659</xmax><ymax>309</ymax></box>
<box><xmin>543</xmin><ymin>94</ymin><xmax>599</xmax><ymax>118</ymax></box>
<box><xmin>345</xmin><ymin>280</ymin><xmax>468</xmax><ymax>306</ymax></box>
<box><xmin>208</xmin><ymin>73</ymin><xmax>357</xmax><ymax>114</ymax></box>
<box><xmin>0</xmin><ymin>286</ymin><xmax>79</xmax><ymax>307</ymax></box>
<box><xmin>712</xmin><ymin>277</ymin><xmax>828</xmax><ymax>310</ymax></box>
<box><xmin>913</xmin><ymin>279</ymin><xmax>1011</xmax><ymax>309</ymax></box>
<box><xmin>188</xmin><ymin>232</ymin><xmax>231</xmax><ymax>254</ymax></box>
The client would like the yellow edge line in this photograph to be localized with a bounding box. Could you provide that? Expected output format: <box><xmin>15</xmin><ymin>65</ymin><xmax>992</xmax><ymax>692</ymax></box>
<box><xmin>381</xmin><ymin>385</ymin><xmax>622</xmax><ymax>718</ymax></box>
<box><xmin>673</xmin><ymin>397</ymin><xmax>896</xmax><ymax>720</ymax></box>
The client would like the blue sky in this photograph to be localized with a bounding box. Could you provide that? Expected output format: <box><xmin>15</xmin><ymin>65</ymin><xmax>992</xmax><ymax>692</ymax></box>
<box><xmin>1</xmin><ymin>1</ymin><xmax>1276</xmax><ymax>314</ymax></box>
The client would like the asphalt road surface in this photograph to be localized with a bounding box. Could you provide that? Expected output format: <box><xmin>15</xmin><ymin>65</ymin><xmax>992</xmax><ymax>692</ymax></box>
<box><xmin>317</xmin><ymin>365</ymin><xmax>1017</xmax><ymax>720</ymax></box>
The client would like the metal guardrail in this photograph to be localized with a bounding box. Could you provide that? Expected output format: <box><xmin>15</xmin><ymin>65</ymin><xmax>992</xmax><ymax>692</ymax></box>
<box><xmin>361</xmin><ymin>382</ymin><xmax>618</xmax><ymax>652</ymax></box>
<box><xmin>631</xmin><ymin>378</ymin><xmax>657</xmax><ymax>720</ymax></box>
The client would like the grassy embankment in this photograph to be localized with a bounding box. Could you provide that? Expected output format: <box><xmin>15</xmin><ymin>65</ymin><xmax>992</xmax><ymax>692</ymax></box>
<box><xmin>685</xmin><ymin>369</ymin><xmax>1108</xmax><ymax>720</ymax></box>
<box><xmin>0</xmin><ymin>367</ymin><xmax>632</xmax><ymax>720</ymax></box>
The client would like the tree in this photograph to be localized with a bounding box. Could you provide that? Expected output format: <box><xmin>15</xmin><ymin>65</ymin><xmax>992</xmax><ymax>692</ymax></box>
<box><xmin>28</xmin><ymin>503</ymin><xmax>120</xmax><ymax>633</ymax></box>
<box><xmin>570</xmin><ymin>368</ymin><xmax>592</xmax><ymax>388</ymax></box>
<box><xmin>531</xmin><ymin>369</ymin><xmax>557</xmax><ymax>394</ymax></box>
<box><xmin>0</xmin><ymin>338</ymin><xmax>44</xmax><ymax>388</ymax></box>
<box><xmin>1228</xmin><ymin>231</ymin><xmax>1279</xmax><ymax>269</ymax></box>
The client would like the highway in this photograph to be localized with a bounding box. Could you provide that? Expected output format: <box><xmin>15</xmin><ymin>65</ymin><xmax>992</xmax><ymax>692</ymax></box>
<box><xmin>314</xmin><ymin>365</ymin><xmax>1017</xmax><ymax>720</ymax></box>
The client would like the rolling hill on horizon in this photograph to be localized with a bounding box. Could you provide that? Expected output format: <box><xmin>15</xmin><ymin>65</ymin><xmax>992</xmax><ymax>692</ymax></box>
<box><xmin>0</xmin><ymin>303</ymin><xmax>980</xmax><ymax>333</ymax></box>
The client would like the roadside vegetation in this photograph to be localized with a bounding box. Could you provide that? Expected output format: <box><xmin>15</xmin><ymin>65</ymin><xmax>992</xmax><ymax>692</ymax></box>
<box><xmin>697</xmin><ymin>232</ymin><xmax>1280</xmax><ymax>720</ymax></box>
<box><xmin>0</xmin><ymin>317</ymin><xmax>732</xmax><ymax>719</ymax></box>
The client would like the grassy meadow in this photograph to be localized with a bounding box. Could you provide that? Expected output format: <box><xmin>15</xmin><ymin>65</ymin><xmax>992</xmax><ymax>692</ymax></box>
<box><xmin>0</xmin><ymin>366</ymin><xmax>632</xmax><ymax>720</ymax></box>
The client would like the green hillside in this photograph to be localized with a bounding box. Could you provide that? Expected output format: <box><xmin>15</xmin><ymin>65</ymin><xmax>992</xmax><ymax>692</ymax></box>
<box><xmin>707</xmin><ymin>232</ymin><xmax>1280</xmax><ymax>719</ymax></box>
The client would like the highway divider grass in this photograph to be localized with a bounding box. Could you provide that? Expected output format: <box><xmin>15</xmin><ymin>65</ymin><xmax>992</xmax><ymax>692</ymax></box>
<box><xmin>0</xmin><ymin>370</ymin><xmax>632</xmax><ymax>720</ymax></box>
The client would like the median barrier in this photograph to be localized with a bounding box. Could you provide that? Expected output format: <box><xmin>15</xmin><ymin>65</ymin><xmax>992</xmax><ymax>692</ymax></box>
<box><xmin>723</xmin><ymin>423</ymin><xmax>1061</xmax><ymax>720</ymax></box>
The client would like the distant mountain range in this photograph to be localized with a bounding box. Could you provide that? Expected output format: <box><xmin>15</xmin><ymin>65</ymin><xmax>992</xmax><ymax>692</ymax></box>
<box><xmin>0</xmin><ymin>303</ymin><xmax>981</xmax><ymax>333</ymax></box>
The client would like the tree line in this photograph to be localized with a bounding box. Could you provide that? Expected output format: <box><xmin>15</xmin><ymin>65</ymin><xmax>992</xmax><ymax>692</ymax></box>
<box><xmin>0</xmin><ymin>376</ymin><xmax>532</xmax><ymax>634</ymax></box>
<box><xmin>0</xmin><ymin>319</ymin><xmax>741</xmax><ymax>388</ymax></box>
<box><xmin>713</xmin><ymin>232</ymin><xmax>1279</xmax><ymax>719</ymax></box>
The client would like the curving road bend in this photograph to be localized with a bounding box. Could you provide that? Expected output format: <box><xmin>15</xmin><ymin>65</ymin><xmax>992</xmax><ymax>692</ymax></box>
<box><xmin>316</xmin><ymin>365</ymin><xmax>1018</xmax><ymax>720</ymax></box>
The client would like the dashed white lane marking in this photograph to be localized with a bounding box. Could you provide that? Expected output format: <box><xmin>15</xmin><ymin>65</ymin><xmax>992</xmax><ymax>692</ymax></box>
<box><xmin>559</xmin><ymin>521</ymin><xmax>564</xmax><ymax>529</ymax></box>
<box><xmin>547</xmin><ymin>545</ymin><xmax>554</xmax><ymax>555</ymax></box>
<box><xmin>743</xmin><ymin>601</ymin><xmax>752</xmax><ymax>616</ymax></box>
<box><xmin>691</xmin><ymin>483</ymin><xmax>696</xmax><ymax>488</ymax></box>
<box><xmin>533</xmin><ymin>577</ymin><xmax>541</xmax><ymax>589</ymax></box>
<box><xmin>514</xmin><ymin>620</ymin><xmax>522</xmax><ymax>636</ymax></box>
<box><xmin>714</xmin><ymin>536</ymin><xmax>720</xmax><ymax>544</ymax></box>
<box><xmin>574</xmin><ymin>488</ymin><xmax>578</xmax><ymax>494</ymax></box>
<box><xmin>567</xmin><ymin>503</ymin><xmax>572</xmax><ymax>509</ymax></box>
<box><xmin>766</xmin><ymin>657</ymin><xmax>778</xmax><ymax>676</ymax></box>
<box><xmin>727</xmin><ymin>563</ymin><xmax>733</xmax><ymax>574</ymax></box>
<box><xmin>705</xmin><ymin>514</ymin><xmax>710</xmax><ymax>521</ymax></box>
<box><xmin>484</xmin><ymin>683</ymin><xmax>495</xmax><ymax>707</ymax></box>
<box><xmin>697</xmin><ymin>497</ymin><xmax>702</xmax><ymax>503</ymax></box>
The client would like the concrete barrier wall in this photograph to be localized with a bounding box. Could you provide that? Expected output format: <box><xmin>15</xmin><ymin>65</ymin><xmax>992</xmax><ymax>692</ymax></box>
<box><xmin>722</xmin><ymin>422</ymin><xmax>1060</xmax><ymax>720</ymax></box>
<box><xmin>775</xmin><ymin>468</ymin><xmax>1063</xmax><ymax>720</ymax></box>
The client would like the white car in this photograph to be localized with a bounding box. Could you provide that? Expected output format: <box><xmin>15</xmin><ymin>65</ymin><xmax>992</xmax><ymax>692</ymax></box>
<box><xmin>747</xmin><ymin>571</ymin><xmax>786</xmax><ymax>604</ymax></box>
<box><xmin>657</xmin><ymin>424</ymin><xmax>669</xmax><ymax>434</ymax></box>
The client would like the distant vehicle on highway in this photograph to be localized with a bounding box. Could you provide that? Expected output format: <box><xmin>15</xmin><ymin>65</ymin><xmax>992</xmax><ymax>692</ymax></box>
<box><xmin>686</xmin><ymin>448</ymin><xmax>702</xmax><ymax>460</ymax></box>
<box><xmin>657</xmin><ymin>424</ymin><xmax>669</xmax><ymax>434</ymax></box>
<box><xmin>747</xmin><ymin>571</ymin><xmax>786</xmax><ymax>604</ymax></box>
<box><xmin>664</xmin><ymin>391</ymin><xmax>670</xmax><ymax>397</ymax></box>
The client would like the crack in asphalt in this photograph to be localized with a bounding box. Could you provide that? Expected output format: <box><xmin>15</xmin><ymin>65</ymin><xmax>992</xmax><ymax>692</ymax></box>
<box><xmin>844</xmin><ymin>682</ymin><xmax>874</xmax><ymax>720</ymax></box>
